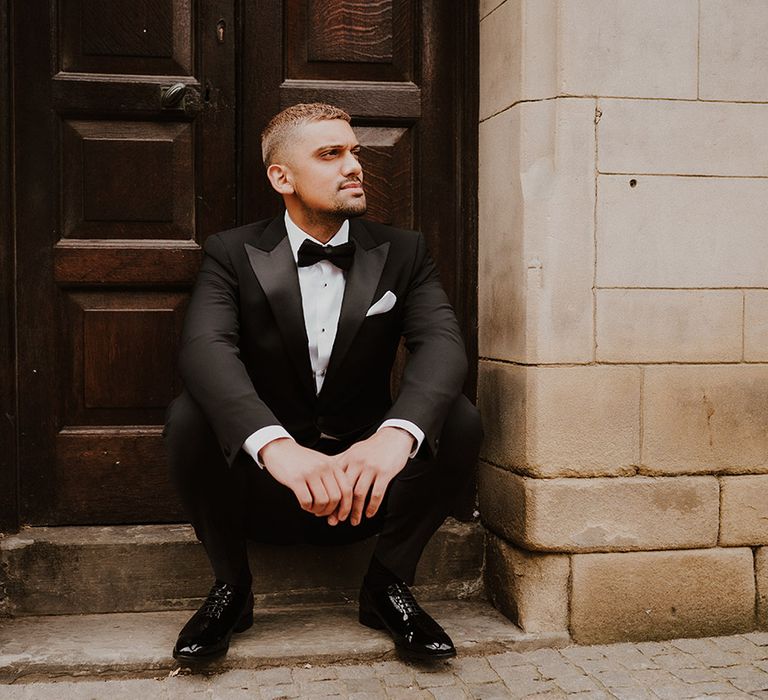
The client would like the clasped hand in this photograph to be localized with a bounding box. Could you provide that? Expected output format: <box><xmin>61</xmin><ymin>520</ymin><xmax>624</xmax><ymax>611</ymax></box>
<box><xmin>259</xmin><ymin>427</ymin><xmax>414</xmax><ymax>526</ymax></box>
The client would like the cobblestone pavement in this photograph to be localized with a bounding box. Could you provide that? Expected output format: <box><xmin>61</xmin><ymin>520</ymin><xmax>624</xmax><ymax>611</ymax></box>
<box><xmin>5</xmin><ymin>632</ymin><xmax>768</xmax><ymax>699</ymax></box>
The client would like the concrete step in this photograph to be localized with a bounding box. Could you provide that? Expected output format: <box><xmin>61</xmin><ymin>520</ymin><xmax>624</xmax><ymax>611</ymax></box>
<box><xmin>0</xmin><ymin>519</ymin><xmax>484</xmax><ymax>616</ymax></box>
<box><xmin>0</xmin><ymin>601</ymin><xmax>569</xmax><ymax>682</ymax></box>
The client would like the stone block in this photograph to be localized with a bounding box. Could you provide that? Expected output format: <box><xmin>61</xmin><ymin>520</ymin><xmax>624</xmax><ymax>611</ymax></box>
<box><xmin>480</xmin><ymin>0</ymin><xmax>521</xmax><ymax>119</ymax></box>
<box><xmin>598</xmin><ymin>99</ymin><xmax>768</xmax><ymax>177</ymax></box>
<box><xmin>571</xmin><ymin>548</ymin><xmax>756</xmax><ymax>644</ymax></box>
<box><xmin>642</xmin><ymin>365</ymin><xmax>768</xmax><ymax>475</ymax></box>
<box><xmin>479</xmin><ymin>106</ymin><xmax>525</xmax><ymax>362</ymax></box>
<box><xmin>480</xmin><ymin>0</ymin><xmax>505</xmax><ymax>20</ymax></box>
<box><xmin>720</xmin><ymin>475</ymin><xmax>768</xmax><ymax>546</ymax></box>
<box><xmin>745</xmin><ymin>291</ymin><xmax>768</xmax><ymax>362</ymax></box>
<box><xmin>478</xmin><ymin>362</ymin><xmax>640</xmax><ymax>477</ymax></box>
<box><xmin>479</xmin><ymin>464</ymin><xmax>719</xmax><ymax>552</ymax></box>
<box><xmin>0</xmin><ymin>521</ymin><xmax>484</xmax><ymax>615</ymax></box>
<box><xmin>757</xmin><ymin>548</ymin><xmax>768</xmax><ymax>629</ymax></box>
<box><xmin>485</xmin><ymin>533</ymin><xmax>569</xmax><ymax>633</ymax></box>
<box><xmin>700</xmin><ymin>0</ymin><xmax>768</xmax><ymax>102</ymax></box>
<box><xmin>596</xmin><ymin>175</ymin><xmax>768</xmax><ymax>288</ymax></box>
<box><xmin>478</xmin><ymin>462</ymin><xmax>526</xmax><ymax>546</ymax></box>
<box><xmin>596</xmin><ymin>289</ymin><xmax>743</xmax><ymax>363</ymax></box>
<box><xmin>479</xmin><ymin>98</ymin><xmax>594</xmax><ymax>364</ymax></box>
<box><xmin>479</xmin><ymin>0</ymin><xmax>558</xmax><ymax>119</ymax></box>
<box><xmin>559</xmin><ymin>0</ymin><xmax>698</xmax><ymax>98</ymax></box>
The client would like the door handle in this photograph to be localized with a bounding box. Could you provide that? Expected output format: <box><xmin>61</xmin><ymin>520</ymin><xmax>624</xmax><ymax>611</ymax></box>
<box><xmin>160</xmin><ymin>83</ymin><xmax>203</xmax><ymax>116</ymax></box>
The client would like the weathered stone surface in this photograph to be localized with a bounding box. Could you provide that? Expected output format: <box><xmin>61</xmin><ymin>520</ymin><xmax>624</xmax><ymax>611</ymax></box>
<box><xmin>478</xmin><ymin>463</ymin><xmax>526</xmax><ymax>546</ymax></box>
<box><xmin>559</xmin><ymin>0</ymin><xmax>698</xmax><ymax>98</ymax></box>
<box><xmin>598</xmin><ymin>99</ymin><xmax>768</xmax><ymax>177</ymax></box>
<box><xmin>745</xmin><ymin>291</ymin><xmax>768</xmax><ymax>362</ymax></box>
<box><xmin>756</xmin><ymin>548</ymin><xmax>768</xmax><ymax>629</ymax></box>
<box><xmin>642</xmin><ymin>365</ymin><xmax>768</xmax><ymax>475</ymax></box>
<box><xmin>478</xmin><ymin>362</ymin><xmax>640</xmax><ymax>477</ymax></box>
<box><xmin>0</xmin><ymin>520</ymin><xmax>484</xmax><ymax>616</ymax></box>
<box><xmin>479</xmin><ymin>0</ymin><xmax>558</xmax><ymax>119</ymax></box>
<box><xmin>571</xmin><ymin>548</ymin><xmax>755</xmax><ymax>644</ymax></box>
<box><xmin>700</xmin><ymin>0</ymin><xmax>768</xmax><ymax>101</ymax></box>
<box><xmin>479</xmin><ymin>98</ymin><xmax>595</xmax><ymax>364</ymax></box>
<box><xmin>485</xmin><ymin>533</ymin><xmax>569</xmax><ymax>633</ymax></box>
<box><xmin>479</xmin><ymin>465</ymin><xmax>719</xmax><ymax>552</ymax></box>
<box><xmin>596</xmin><ymin>289</ymin><xmax>743</xmax><ymax>363</ymax></box>
<box><xmin>597</xmin><ymin>175</ymin><xmax>768</xmax><ymax>288</ymax></box>
<box><xmin>480</xmin><ymin>0</ymin><xmax>505</xmax><ymax>20</ymax></box>
<box><xmin>720</xmin><ymin>475</ymin><xmax>768</xmax><ymax>546</ymax></box>
<box><xmin>479</xmin><ymin>106</ymin><xmax>525</xmax><ymax>362</ymax></box>
<box><xmin>0</xmin><ymin>601</ymin><xmax>567</xmax><ymax>682</ymax></box>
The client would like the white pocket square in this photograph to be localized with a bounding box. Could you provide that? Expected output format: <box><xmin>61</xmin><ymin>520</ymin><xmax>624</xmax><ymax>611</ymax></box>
<box><xmin>366</xmin><ymin>290</ymin><xmax>397</xmax><ymax>317</ymax></box>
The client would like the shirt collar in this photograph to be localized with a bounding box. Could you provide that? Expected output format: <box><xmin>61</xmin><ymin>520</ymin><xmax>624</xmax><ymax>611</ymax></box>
<box><xmin>284</xmin><ymin>211</ymin><xmax>349</xmax><ymax>263</ymax></box>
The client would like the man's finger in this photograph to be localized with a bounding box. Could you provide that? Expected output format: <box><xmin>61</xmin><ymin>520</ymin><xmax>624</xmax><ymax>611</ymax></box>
<box><xmin>292</xmin><ymin>480</ymin><xmax>313</xmax><ymax>512</ymax></box>
<box><xmin>307</xmin><ymin>476</ymin><xmax>331</xmax><ymax>515</ymax></box>
<box><xmin>320</xmin><ymin>472</ymin><xmax>342</xmax><ymax>517</ymax></box>
<box><xmin>366</xmin><ymin>474</ymin><xmax>392</xmax><ymax>519</ymax></box>
<box><xmin>334</xmin><ymin>464</ymin><xmax>357</xmax><ymax>523</ymax></box>
<box><xmin>350</xmin><ymin>469</ymin><xmax>374</xmax><ymax>526</ymax></box>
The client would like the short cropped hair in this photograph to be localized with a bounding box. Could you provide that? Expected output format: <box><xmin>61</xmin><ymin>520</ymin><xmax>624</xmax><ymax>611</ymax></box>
<box><xmin>261</xmin><ymin>103</ymin><xmax>351</xmax><ymax>166</ymax></box>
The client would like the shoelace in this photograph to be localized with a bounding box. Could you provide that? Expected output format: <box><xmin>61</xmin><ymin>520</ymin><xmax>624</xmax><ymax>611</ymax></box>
<box><xmin>200</xmin><ymin>583</ymin><xmax>234</xmax><ymax>620</ymax></box>
<box><xmin>387</xmin><ymin>582</ymin><xmax>423</xmax><ymax>618</ymax></box>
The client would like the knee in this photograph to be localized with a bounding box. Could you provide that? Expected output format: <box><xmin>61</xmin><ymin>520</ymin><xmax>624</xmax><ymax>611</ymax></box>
<box><xmin>163</xmin><ymin>390</ymin><xmax>219</xmax><ymax>469</ymax></box>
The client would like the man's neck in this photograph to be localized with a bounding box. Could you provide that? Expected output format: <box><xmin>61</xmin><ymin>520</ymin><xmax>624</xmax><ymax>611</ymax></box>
<box><xmin>285</xmin><ymin>206</ymin><xmax>345</xmax><ymax>244</ymax></box>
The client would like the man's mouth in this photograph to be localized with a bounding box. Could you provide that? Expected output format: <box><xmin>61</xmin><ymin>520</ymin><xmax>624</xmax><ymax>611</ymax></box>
<box><xmin>340</xmin><ymin>180</ymin><xmax>363</xmax><ymax>191</ymax></box>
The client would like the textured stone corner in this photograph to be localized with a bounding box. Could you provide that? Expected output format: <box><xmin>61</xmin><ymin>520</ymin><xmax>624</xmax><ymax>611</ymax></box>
<box><xmin>571</xmin><ymin>548</ymin><xmax>755</xmax><ymax>645</ymax></box>
<box><xmin>757</xmin><ymin>547</ymin><xmax>768</xmax><ymax>629</ymax></box>
<box><xmin>720</xmin><ymin>475</ymin><xmax>768</xmax><ymax>546</ymax></box>
<box><xmin>478</xmin><ymin>362</ymin><xmax>641</xmax><ymax>477</ymax></box>
<box><xmin>485</xmin><ymin>532</ymin><xmax>570</xmax><ymax>634</ymax></box>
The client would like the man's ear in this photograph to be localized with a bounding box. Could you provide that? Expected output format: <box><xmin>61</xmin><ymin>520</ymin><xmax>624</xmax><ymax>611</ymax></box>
<box><xmin>266</xmin><ymin>164</ymin><xmax>294</xmax><ymax>195</ymax></box>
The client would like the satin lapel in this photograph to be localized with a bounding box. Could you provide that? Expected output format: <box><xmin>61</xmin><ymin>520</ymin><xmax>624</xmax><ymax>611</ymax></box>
<box><xmin>244</xmin><ymin>236</ymin><xmax>315</xmax><ymax>398</ymax></box>
<box><xmin>322</xmin><ymin>236</ymin><xmax>390</xmax><ymax>393</ymax></box>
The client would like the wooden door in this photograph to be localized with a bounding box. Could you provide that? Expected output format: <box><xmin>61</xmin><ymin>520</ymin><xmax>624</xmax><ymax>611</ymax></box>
<box><xmin>10</xmin><ymin>0</ymin><xmax>477</xmax><ymax>527</ymax></box>
<box><xmin>14</xmin><ymin>0</ymin><xmax>236</xmax><ymax>524</ymax></box>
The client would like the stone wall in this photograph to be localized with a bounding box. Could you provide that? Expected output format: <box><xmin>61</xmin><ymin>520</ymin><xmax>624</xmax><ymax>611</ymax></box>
<box><xmin>477</xmin><ymin>0</ymin><xmax>768</xmax><ymax>644</ymax></box>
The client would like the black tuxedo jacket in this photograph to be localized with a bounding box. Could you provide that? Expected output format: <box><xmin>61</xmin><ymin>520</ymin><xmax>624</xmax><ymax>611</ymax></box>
<box><xmin>178</xmin><ymin>215</ymin><xmax>468</xmax><ymax>467</ymax></box>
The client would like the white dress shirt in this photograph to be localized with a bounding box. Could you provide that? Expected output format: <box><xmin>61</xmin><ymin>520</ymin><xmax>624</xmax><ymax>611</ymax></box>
<box><xmin>242</xmin><ymin>211</ymin><xmax>424</xmax><ymax>467</ymax></box>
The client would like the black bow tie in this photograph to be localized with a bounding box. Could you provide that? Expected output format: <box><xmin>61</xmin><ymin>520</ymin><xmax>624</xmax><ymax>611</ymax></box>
<box><xmin>297</xmin><ymin>239</ymin><xmax>356</xmax><ymax>271</ymax></box>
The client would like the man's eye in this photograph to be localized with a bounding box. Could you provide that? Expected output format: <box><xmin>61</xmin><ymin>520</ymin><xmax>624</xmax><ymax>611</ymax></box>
<box><xmin>321</xmin><ymin>150</ymin><xmax>338</xmax><ymax>158</ymax></box>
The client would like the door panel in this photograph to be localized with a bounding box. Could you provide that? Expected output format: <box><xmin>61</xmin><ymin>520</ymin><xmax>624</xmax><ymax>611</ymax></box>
<box><xmin>14</xmin><ymin>0</ymin><xmax>236</xmax><ymax>524</ymax></box>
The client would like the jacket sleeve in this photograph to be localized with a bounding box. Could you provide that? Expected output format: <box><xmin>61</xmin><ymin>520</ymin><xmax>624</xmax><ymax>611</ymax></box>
<box><xmin>383</xmin><ymin>233</ymin><xmax>468</xmax><ymax>456</ymax></box>
<box><xmin>178</xmin><ymin>234</ymin><xmax>282</xmax><ymax>465</ymax></box>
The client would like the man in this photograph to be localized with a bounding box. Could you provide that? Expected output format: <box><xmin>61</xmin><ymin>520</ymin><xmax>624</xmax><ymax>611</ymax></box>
<box><xmin>163</xmin><ymin>103</ymin><xmax>482</xmax><ymax>664</ymax></box>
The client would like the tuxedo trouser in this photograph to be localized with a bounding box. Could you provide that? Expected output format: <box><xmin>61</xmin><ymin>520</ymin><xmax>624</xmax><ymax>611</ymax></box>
<box><xmin>163</xmin><ymin>391</ymin><xmax>483</xmax><ymax>587</ymax></box>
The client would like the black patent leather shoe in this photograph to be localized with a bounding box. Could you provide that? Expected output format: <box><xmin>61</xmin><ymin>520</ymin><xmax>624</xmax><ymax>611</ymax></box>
<box><xmin>173</xmin><ymin>581</ymin><xmax>254</xmax><ymax>664</ymax></box>
<box><xmin>359</xmin><ymin>581</ymin><xmax>456</xmax><ymax>660</ymax></box>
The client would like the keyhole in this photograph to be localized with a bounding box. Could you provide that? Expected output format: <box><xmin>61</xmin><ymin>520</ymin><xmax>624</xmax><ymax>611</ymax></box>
<box><xmin>216</xmin><ymin>19</ymin><xmax>226</xmax><ymax>43</ymax></box>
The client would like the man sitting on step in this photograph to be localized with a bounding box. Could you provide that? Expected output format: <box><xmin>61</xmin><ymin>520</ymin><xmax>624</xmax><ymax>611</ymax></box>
<box><xmin>163</xmin><ymin>102</ymin><xmax>483</xmax><ymax>664</ymax></box>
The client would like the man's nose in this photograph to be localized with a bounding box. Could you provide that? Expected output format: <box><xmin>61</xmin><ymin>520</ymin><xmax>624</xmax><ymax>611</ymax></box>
<box><xmin>341</xmin><ymin>150</ymin><xmax>362</xmax><ymax>177</ymax></box>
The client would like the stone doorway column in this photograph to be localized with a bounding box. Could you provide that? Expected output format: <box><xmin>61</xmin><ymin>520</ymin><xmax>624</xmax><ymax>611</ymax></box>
<box><xmin>477</xmin><ymin>0</ymin><xmax>768</xmax><ymax>644</ymax></box>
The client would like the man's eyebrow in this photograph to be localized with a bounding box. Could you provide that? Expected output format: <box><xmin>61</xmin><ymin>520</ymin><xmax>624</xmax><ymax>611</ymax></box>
<box><xmin>314</xmin><ymin>143</ymin><xmax>361</xmax><ymax>153</ymax></box>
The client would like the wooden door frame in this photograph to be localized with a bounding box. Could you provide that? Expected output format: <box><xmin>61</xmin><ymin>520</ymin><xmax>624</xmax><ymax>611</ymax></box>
<box><xmin>0</xmin><ymin>0</ymin><xmax>18</xmax><ymax>533</ymax></box>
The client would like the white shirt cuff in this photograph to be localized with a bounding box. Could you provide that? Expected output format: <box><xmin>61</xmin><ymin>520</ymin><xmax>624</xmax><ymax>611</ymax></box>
<box><xmin>242</xmin><ymin>426</ymin><xmax>293</xmax><ymax>468</ymax></box>
<box><xmin>378</xmin><ymin>419</ymin><xmax>424</xmax><ymax>458</ymax></box>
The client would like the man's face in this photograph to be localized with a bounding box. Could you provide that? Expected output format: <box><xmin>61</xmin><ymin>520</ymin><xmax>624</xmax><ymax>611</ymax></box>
<box><xmin>281</xmin><ymin>119</ymin><xmax>367</xmax><ymax>219</ymax></box>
